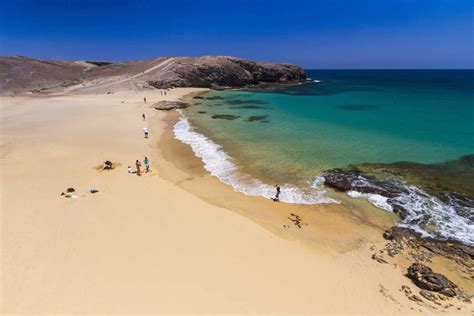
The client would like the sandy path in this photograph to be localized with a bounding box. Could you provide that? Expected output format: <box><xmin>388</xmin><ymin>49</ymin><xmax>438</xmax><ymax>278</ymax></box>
<box><xmin>0</xmin><ymin>90</ymin><xmax>465</xmax><ymax>314</ymax></box>
<box><xmin>66</xmin><ymin>58</ymin><xmax>176</xmax><ymax>94</ymax></box>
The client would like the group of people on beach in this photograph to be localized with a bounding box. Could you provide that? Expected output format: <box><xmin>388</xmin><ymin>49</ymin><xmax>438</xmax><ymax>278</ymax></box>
<box><xmin>127</xmin><ymin>100</ymin><xmax>153</xmax><ymax>176</ymax></box>
<box><xmin>128</xmin><ymin>156</ymin><xmax>150</xmax><ymax>176</ymax></box>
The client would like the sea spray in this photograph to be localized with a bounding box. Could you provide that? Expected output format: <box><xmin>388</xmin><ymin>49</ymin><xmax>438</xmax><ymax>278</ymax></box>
<box><xmin>173</xmin><ymin>113</ymin><xmax>338</xmax><ymax>205</ymax></box>
<box><xmin>346</xmin><ymin>181</ymin><xmax>474</xmax><ymax>246</ymax></box>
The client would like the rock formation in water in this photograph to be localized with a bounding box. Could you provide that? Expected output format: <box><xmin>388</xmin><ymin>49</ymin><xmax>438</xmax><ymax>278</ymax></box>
<box><xmin>153</xmin><ymin>101</ymin><xmax>190</xmax><ymax>111</ymax></box>
<box><xmin>211</xmin><ymin>114</ymin><xmax>240</xmax><ymax>120</ymax></box>
<box><xmin>0</xmin><ymin>55</ymin><xmax>306</xmax><ymax>94</ymax></box>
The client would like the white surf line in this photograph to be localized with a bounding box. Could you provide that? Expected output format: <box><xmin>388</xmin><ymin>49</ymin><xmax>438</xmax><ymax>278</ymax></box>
<box><xmin>173</xmin><ymin>112</ymin><xmax>339</xmax><ymax>205</ymax></box>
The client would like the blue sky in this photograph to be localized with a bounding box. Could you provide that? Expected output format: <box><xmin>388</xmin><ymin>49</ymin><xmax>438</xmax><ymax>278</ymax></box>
<box><xmin>0</xmin><ymin>0</ymin><xmax>473</xmax><ymax>68</ymax></box>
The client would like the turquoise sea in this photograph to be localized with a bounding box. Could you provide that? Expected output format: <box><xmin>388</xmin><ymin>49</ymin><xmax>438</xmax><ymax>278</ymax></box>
<box><xmin>174</xmin><ymin>70</ymin><xmax>474</xmax><ymax>245</ymax></box>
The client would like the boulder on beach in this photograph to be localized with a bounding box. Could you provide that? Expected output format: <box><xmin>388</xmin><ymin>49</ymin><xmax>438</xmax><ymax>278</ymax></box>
<box><xmin>406</xmin><ymin>263</ymin><xmax>458</xmax><ymax>297</ymax></box>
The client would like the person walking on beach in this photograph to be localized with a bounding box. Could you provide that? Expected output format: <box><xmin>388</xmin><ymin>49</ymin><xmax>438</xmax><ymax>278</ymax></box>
<box><xmin>143</xmin><ymin>127</ymin><xmax>149</xmax><ymax>138</ymax></box>
<box><xmin>135</xmin><ymin>160</ymin><xmax>142</xmax><ymax>176</ymax></box>
<box><xmin>142</xmin><ymin>113</ymin><xmax>146</xmax><ymax>121</ymax></box>
<box><xmin>144</xmin><ymin>156</ymin><xmax>150</xmax><ymax>173</ymax></box>
<box><xmin>273</xmin><ymin>185</ymin><xmax>281</xmax><ymax>202</ymax></box>
<box><xmin>144</xmin><ymin>97</ymin><xmax>147</xmax><ymax>103</ymax></box>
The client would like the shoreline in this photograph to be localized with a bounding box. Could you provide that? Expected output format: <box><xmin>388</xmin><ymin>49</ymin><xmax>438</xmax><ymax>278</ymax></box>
<box><xmin>178</xmin><ymin>87</ymin><xmax>474</xmax><ymax>247</ymax></box>
<box><xmin>156</xmin><ymin>109</ymin><xmax>399</xmax><ymax>253</ymax></box>
<box><xmin>1</xmin><ymin>89</ymin><xmax>472</xmax><ymax>313</ymax></box>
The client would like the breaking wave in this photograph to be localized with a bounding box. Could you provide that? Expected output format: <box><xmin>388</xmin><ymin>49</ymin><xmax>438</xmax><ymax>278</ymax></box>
<box><xmin>173</xmin><ymin>114</ymin><xmax>338</xmax><ymax>205</ymax></box>
<box><xmin>348</xmin><ymin>179</ymin><xmax>474</xmax><ymax>246</ymax></box>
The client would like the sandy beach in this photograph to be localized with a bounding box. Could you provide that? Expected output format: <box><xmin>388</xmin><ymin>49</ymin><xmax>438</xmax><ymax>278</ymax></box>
<box><xmin>1</xmin><ymin>89</ymin><xmax>472</xmax><ymax>314</ymax></box>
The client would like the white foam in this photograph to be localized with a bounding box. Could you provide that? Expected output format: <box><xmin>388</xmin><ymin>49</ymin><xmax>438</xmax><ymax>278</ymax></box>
<box><xmin>313</xmin><ymin>79</ymin><xmax>321</xmax><ymax>83</ymax></box>
<box><xmin>348</xmin><ymin>191</ymin><xmax>393</xmax><ymax>211</ymax></box>
<box><xmin>348</xmin><ymin>183</ymin><xmax>474</xmax><ymax>246</ymax></box>
<box><xmin>173</xmin><ymin>114</ymin><xmax>339</xmax><ymax>205</ymax></box>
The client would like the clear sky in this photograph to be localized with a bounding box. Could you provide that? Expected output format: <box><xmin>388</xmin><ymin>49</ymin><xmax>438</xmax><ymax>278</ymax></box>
<box><xmin>0</xmin><ymin>0</ymin><xmax>473</xmax><ymax>68</ymax></box>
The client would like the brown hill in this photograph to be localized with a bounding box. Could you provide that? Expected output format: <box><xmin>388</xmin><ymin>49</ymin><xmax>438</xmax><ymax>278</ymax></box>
<box><xmin>0</xmin><ymin>55</ymin><xmax>306</xmax><ymax>94</ymax></box>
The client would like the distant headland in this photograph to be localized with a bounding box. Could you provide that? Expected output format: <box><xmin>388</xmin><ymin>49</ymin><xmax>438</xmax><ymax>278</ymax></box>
<box><xmin>0</xmin><ymin>55</ymin><xmax>307</xmax><ymax>94</ymax></box>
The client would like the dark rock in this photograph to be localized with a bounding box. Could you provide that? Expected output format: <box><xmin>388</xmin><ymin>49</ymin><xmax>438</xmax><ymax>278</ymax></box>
<box><xmin>66</xmin><ymin>188</ymin><xmax>75</xmax><ymax>193</ymax></box>
<box><xmin>406</xmin><ymin>263</ymin><xmax>457</xmax><ymax>296</ymax></box>
<box><xmin>383</xmin><ymin>227</ymin><xmax>422</xmax><ymax>242</ymax></box>
<box><xmin>197</xmin><ymin>111</ymin><xmax>207</xmax><ymax>114</ymax></box>
<box><xmin>211</xmin><ymin>114</ymin><xmax>240</xmax><ymax>120</ymax></box>
<box><xmin>193</xmin><ymin>95</ymin><xmax>205</xmax><ymax>99</ymax></box>
<box><xmin>323</xmin><ymin>169</ymin><xmax>405</xmax><ymax>197</ymax></box>
<box><xmin>419</xmin><ymin>289</ymin><xmax>440</xmax><ymax>302</ymax></box>
<box><xmin>387</xmin><ymin>202</ymin><xmax>410</xmax><ymax>219</ymax></box>
<box><xmin>384</xmin><ymin>227</ymin><xmax>474</xmax><ymax>268</ymax></box>
<box><xmin>246</xmin><ymin>115</ymin><xmax>268</xmax><ymax>122</ymax></box>
<box><xmin>205</xmin><ymin>96</ymin><xmax>224</xmax><ymax>100</ymax></box>
<box><xmin>442</xmin><ymin>192</ymin><xmax>474</xmax><ymax>221</ymax></box>
<box><xmin>371</xmin><ymin>253</ymin><xmax>388</xmax><ymax>264</ymax></box>
<box><xmin>323</xmin><ymin>170</ymin><xmax>353</xmax><ymax>191</ymax></box>
<box><xmin>153</xmin><ymin>101</ymin><xmax>189</xmax><ymax>110</ymax></box>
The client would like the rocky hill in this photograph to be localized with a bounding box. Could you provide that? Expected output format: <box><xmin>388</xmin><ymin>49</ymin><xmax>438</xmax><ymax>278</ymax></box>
<box><xmin>0</xmin><ymin>55</ymin><xmax>306</xmax><ymax>94</ymax></box>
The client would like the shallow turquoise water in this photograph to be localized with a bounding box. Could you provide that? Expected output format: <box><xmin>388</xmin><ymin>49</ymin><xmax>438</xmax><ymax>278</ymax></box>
<box><xmin>174</xmin><ymin>70</ymin><xmax>474</xmax><ymax>244</ymax></box>
<box><xmin>186</xmin><ymin>70</ymin><xmax>474</xmax><ymax>185</ymax></box>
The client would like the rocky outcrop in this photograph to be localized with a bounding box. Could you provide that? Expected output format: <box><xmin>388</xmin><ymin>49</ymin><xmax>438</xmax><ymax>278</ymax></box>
<box><xmin>1</xmin><ymin>55</ymin><xmax>306</xmax><ymax>94</ymax></box>
<box><xmin>147</xmin><ymin>56</ymin><xmax>306</xmax><ymax>89</ymax></box>
<box><xmin>383</xmin><ymin>227</ymin><xmax>474</xmax><ymax>268</ymax></box>
<box><xmin>323</xmin><ymin>169</ymin><xmax>405</xmax><ymax>198</ymax></box>
<box><xmin>406</xmin><ymin>263</ymin><xmax>458</xmax><ymax>297</ymax></box>
<box><xmin>153</xmin><ymin>101</ymin><xmax>189</xmax><ymax>110</ymax></box>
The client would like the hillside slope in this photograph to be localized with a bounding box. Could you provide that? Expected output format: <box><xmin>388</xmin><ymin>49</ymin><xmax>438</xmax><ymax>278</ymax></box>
<box><xmin>0</xmin><ymin>55</ymin><xmax>306</xmax><ymax>94</ymax></box>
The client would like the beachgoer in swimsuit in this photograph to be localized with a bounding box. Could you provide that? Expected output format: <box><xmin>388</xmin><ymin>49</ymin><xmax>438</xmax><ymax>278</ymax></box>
<box><xmin>143</xmin><ymin>127</ymin><xmax>149</xmax><ymax>138</ymax></box>
<box><xmin>135</xmin><ymin>160</ymin><xmax>142</xmax><ymax>176</ymax></box>
<box><xmin>144</xmin><ymin>156</ymin><xmax>150</xmax><ymax>173</ymax></box>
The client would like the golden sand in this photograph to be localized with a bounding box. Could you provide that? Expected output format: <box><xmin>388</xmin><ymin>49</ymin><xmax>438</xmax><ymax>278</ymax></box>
<box><xmin>1</xmin><ymin>89</ymin><xmax>471</xmax><ymax>314</ymax></box>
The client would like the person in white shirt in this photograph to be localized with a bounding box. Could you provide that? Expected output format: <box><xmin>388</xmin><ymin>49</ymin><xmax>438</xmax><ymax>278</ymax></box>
<box><xmin>143</xmin><ymin>127</ymin><xmax>149</xmax><ymax>138</ymax></box>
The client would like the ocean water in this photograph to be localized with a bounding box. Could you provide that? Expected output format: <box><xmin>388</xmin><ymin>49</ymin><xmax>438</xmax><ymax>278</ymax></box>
<box><xmin>175</xmin><ymin>70</ymin><xmax>474</xmax><ymax>244</ymax></box>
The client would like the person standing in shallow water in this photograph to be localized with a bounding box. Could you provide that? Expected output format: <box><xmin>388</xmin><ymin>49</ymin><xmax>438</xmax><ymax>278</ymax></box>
<box><xmin>135</xmin><ymin>160</ymin><xmax>142</xmax><ymax>176</ymax></box>
<box><xmin>142</xmin><ymin>113</ymin><xmax>146</xmax><ymax>121</ymax></box>
<box><xmin>273</xmin><ymin>185</ymin><xmax>281</xmax><ymax>202</ymax></box>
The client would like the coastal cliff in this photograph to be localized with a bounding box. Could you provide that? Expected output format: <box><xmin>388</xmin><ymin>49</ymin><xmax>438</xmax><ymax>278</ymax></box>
<box><xmin>0</xmin><ymin>55</ymin><xmax>306</xmax><ymax>94</ymax></box>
